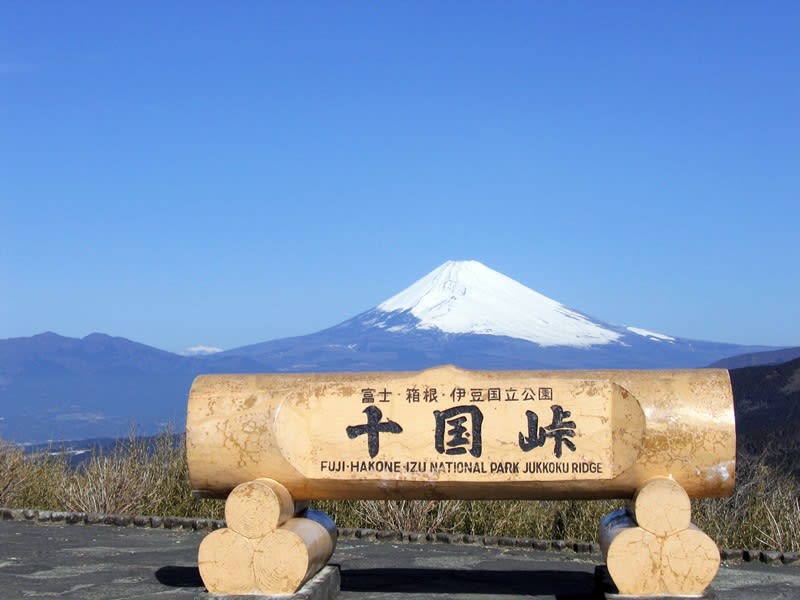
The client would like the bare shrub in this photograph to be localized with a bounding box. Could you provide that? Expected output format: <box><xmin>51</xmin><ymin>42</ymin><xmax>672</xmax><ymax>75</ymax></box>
<box><xmin>457</xmin><ymin>498</ymin><xmax>617</xmax><ymax>540</ymax></box>
<box><xmin>313</xmin><ymin>499</ymin><xmax>362</xmax><ymax>528</ymax></box>
<box><xmin>1</xmin><ymin>441</ymin><xmax>69</xmax><ymax>510</ymax></box>
<box><xmin>57</xmin><ymin>427</ymin><xmax>223</xmax><ymax>518</ymax></box>
<box><xmin>694</xmin><ymin>448</ymin><xmax>800</xmax><ymax>552</ymax></box>
<box><xmin>0</xmin><ymin>441</ymin><xmax>27</xmax><ymax>506</ymax></box>
<box><xmin>16</xmin><ymin>452</ymin><xmax>69</xmax><ymax>510</ymax></box>
<box><xmin>59</xmin><ymin>430</ymin><xmax>163</xmax><ymax>514</ymax></box>
<box><xmin>318</xmin><ymin>497</ymin><xmax>616</xmax><ymax>541</ymax></box>
<box><xmin>755</xmin><ymin>497</ymin><xmax>800</xmax><ymax>551</ymax></box>
<box><xmin>353</xmin><ymin>499</ymin><xmax>465</xmax><ymax>534</ymax></box>
<box><xmin>145</xmin><ymin>431</ymin><xmax>223</xmax><ymax>519</ymax></box>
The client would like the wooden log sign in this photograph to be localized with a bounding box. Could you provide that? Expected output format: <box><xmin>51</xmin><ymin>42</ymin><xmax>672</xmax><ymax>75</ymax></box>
<box><xmin>187</xmin><ymin>366</ymin><xmax>735</xmax><ymax>501</ymax></box>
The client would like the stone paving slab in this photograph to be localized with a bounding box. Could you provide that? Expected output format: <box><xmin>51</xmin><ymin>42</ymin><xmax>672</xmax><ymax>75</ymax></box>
<box><xmin>1</xmin><ymin>520</ymin><xmax>799</xmax><ymax>600</ymax></box>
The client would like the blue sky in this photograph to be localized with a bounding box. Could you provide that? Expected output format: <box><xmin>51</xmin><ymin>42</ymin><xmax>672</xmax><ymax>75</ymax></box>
<box><xmin>1</xmin><ymin>2</ymin><xmax>798</xmax><ymax>353</ymax></box>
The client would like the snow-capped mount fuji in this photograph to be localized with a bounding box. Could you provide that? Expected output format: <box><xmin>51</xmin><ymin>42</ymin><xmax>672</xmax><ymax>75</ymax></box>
<box><xmin>220</xmin><ymin>260</ymin><xmax>770</xmax><ymax>371</ymax></box>
<box><xmin>372</xmin><ymin>260</ymin><xmax>621</xmax><ymax>347</ymax></box>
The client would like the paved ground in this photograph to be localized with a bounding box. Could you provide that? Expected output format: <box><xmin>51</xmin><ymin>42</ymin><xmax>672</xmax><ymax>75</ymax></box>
<box><xmin>1</xmin><ymin>520</ymin><xmax>799</xmax><ymax>599</ymax></box>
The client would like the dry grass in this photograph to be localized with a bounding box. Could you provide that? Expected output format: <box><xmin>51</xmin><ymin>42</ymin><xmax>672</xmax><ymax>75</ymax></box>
<box><xmin>354</xmin><ymin>499</ymin><xmax>466</xmax><ymax>534</ymax></box>
<box><xmin>59</xmin><ymin>431</ymin><xmax>164</xmax><ymax>514</ymax></box>
<box><xmin>0</xmin><ymin>439</ymin><xmax>69</xmax><ymax>510</ymax></box>
<box><xmin>318</xmin><ymin>497</ymin><xmax>618</xmax><ymax>541</ymax></box>
<box><xmin>0</xmin><ymin>429</ymin><xmax>224</xmax><ymax>519</ymax></box>
<box><xmin>693</xmin><ymin>448</ymin><xmax>800</xmax><ymax>552</ymax></box>
<box><xmin>461</xmin><ymin>498</ymin><xmax>619</xmax><ymax>540</ymax></box>
<box><xmin>1</xmin><ymin>431</ymin><xmax>798</xmax><ymax>551</ymax></box>
<box><xmin>0</xmin><ymin>440</ymin><xmax>27</xmax><ymax>507</ymax></box>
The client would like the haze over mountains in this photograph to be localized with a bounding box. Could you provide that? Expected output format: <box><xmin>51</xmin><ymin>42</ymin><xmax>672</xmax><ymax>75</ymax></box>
<box><xmin>0</xmin><ymin>260</ymin><xmax>791</xmax><ymax>442</ymax></box>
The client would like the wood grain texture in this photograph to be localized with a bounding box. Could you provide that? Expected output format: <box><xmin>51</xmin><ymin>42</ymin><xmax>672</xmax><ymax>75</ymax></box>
<box><xmin>252</xmin><ymin>510</ymin><xmax>337</xmax><ymax>594</ymax></box>
<box><xmin>629</xmin><ymin>477</ymin><xmax>691</xmax><ymax>536</ymax></box>
<box><xmin>600</xmin><ymin>509</ymin><xmax>663</xmax><ymax>596</ymax></box>
<box><xmin>224</xmin><ymin>478</ymin><xmax>295</xmax><ymax>539</ymax></box>
<box><xmin>187</xmin><ymin>366</ymin><xmax>735</xmax><ymax>501</ymax></box>
<box><xmin>197</xmin><ymin>527</ymin><xmax>257</xmax><ymax>595</ymax></box>
<box><xmin>661</xmin><ymin>525</ymin><xmax>721</xmax><ymax>595</ymax></box>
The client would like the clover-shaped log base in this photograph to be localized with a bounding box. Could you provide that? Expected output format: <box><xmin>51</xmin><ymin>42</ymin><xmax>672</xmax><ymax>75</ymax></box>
<box><xmin>600</xmin><ymin>478</ymin><xmax>720</xmax><ymax>596</ymax></box>
<box><xmin>197</xmin><ymin>478</ymin><xmax>336</xmax><ymax>596</ymax></box>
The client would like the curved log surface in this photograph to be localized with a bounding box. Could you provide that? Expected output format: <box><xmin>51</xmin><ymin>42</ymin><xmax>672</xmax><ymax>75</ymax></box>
<box><xmin>187</xmin><ymin>366</ymin><xmax>735</xmax><ymax>500</ymax></box>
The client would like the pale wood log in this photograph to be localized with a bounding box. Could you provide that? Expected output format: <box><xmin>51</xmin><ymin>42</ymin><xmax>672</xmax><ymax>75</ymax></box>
<box><xmin>252</xmin><ymin>529</ymin><xmax>307</xmax><ymax>594</ymax></box>
<box><xmin>599</xmin><ymin>508</ymin><xmax>664</xmax><ymax>596</ymax></box>
<box><xmin>187</xmin><ymin>366</ymin><xmax>735</xmax><ymax>500</ymax></box>
<box><xmin>224</xmin><ymin>477</ymin><xmax>296</xmax><ymax>538</ymax></box>
<box><xmin>197</xmin><ymin>527</ymin><xmax>257</xmax><ymax>595</ymax></box>
<box><xmin>629</xmin><ymin>477</ymin><xmax>691</xmax><ymax>536</ymax></box>
<box><xmin>252</xmin><ymin>509</ymin><xmax>337</xmax><ymax>594</ymax></box>
<box><xmin>660</xmin><ymin>525</ymin><xmax>721</xmax><ymax>596</ymax></box>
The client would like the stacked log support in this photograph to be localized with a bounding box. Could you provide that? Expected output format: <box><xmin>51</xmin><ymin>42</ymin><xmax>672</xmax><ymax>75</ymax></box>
<box><xmin>600</xmin><ymin>477</ymin><xmax>720</xmax><ymax>596</ymax></box>
<box><xmin>197</xmin><ymin>478</ymin><xmax>336</xmax><ymax>596</ymax></box>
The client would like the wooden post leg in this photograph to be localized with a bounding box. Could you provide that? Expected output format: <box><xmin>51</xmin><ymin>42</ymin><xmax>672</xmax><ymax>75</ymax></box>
<box><xmin>661</xmin><ymin>526</ymin><xmax>720</xmax><ymax>596</ymax></box>
<box><xmin>600</xmin><ymin>478</ymin><xmax>720</xmax><ymax>597</ymax></box>
<box><xmin>253</xmin><ymin>509</ymin><xmax>338</xmax><ymax>594</ymax></box>
<box><xmin>198</xmin><ymin>528</ymin><xmax>258</xmax><ymax>595</ymax></box>
<box><xmin>599</xmin><ymin>509</ymin><xmax>664</xmax><ymax>596</ymax></box>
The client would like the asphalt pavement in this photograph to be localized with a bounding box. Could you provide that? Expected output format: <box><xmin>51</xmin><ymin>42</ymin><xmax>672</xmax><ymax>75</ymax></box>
<box><xmin>0</xmin><ymin>518</ymin><xmax>799</xmax><ymax>599</ymax></box>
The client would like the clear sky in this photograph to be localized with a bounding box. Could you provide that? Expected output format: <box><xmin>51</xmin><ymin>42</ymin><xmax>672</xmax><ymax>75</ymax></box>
<box><xmin>1</xmin><ymin>2</ymin><xmax>798</xmax><ymax>354</ymax></box>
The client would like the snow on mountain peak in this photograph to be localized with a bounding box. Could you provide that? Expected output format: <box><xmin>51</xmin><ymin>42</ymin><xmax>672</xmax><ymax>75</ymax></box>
<box><xmin>376</xmin><ymin>260</ymin><xmax>622</xmax><ymax>347</ymax></box>
<box><xmin>626</xmin><ymin>327</ymin><xmax>676</xmax><ymax>343</ymax></box>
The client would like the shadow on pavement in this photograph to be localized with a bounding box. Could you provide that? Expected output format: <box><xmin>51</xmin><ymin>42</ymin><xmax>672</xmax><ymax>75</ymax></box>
<box><xmin>340</xmin><ymin>567</ymin><xmax>603</xmax><ymax>599</ymax></box>
<box><xmin>154</xmin><ymin>564</ymin><xmax>606</xmax><ymax>598</ymax></box>
<box><xmin>155</xmin><ymin>565</ymin><xmax>204</xmax><ymax>588</ymax></box>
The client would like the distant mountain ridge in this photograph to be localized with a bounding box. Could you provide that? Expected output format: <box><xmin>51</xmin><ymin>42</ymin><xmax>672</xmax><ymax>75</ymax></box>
<box><xmin>708</xmin><ymin>346</ymin><xmax>800</xmax><ymax>369</ymax></box>
<box><xmin>0</xmin><ymin>332</ymin><xmax>264</xmax><ymax>442</ymax></box>
<box><xmin>0</xmin><ymin>260</ymin><xmax>780</xmax><ymax>442</ymax></box>
<box><xmin>729</xmin><ymin>356</ymin><xmax>800</xmax><ymax>444</ymax></box>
